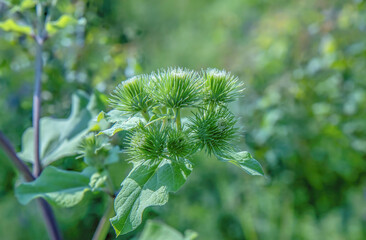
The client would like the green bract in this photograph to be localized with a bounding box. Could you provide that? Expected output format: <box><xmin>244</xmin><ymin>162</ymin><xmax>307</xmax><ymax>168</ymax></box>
<box><xmin>149</xmin><ymin>67</ymin><xmax>202</xmax><ymax>109</ymax></box>
<box><xmin>95</xmin><ymin>67</ymin><xmax>264</xmax><ymax>236</ymax></box>
<box><xmin>109</xmin><ymin>75</ymin><xmax>154</xmax><ymax>116</ymax></box>
<box><xmin>128</xmin><ymin>122</ymin><xmax>168</xmax><ymax>162</ymax></box>
<box><xmin>202</xmin><ymin>68</ymin><xmax>244</xmax><ymax>105</ymax></box>
<box><xmin>188</xmin><ymin>107</ymin><xmax>237</xmax><ymax>156</ymax></box>
<box><xmin>78</xmin><ymin>134</ymin><xmax>119</xmax><ymax>169</ymax></box>
<box><xmin>167</xmin><ymin>128</ymin><xmax>193</xmax><ymax>159</ymax></box>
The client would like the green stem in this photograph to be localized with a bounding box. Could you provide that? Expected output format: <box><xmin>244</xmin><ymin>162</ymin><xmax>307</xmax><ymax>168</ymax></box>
<box><xmin>92</xmin><ymin>169</ymin><xmax>115</xmax><ymax>240</ymax></box>
<box><xmin>162</xmin><ymin>106</ymin><xmax>167</xmax><ymax>126</ymax></box>
<box><xmin>105</xmin><ymin>170</ymin><xmax>116</xmax><ymax>195</ymax></box>
<box><xmin>175</xmin><ymin>108</ymin><xmax>181</xmax><ymax>130</ymax></box>
<box><xmin>91</xmin><ymin>199</ymin><xmax>115</xmax><ymax>240</ymax></box>
<box><xmin>141</xmin><ymin>111</ymin><xmax>150</xmax><ymax>122</ymax></box>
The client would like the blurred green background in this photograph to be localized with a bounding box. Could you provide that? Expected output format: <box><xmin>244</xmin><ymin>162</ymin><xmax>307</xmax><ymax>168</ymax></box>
<box><xmin>1</xmin><ymin>0</ymin><xmax>366</xmax><ymax>239</ymax></box>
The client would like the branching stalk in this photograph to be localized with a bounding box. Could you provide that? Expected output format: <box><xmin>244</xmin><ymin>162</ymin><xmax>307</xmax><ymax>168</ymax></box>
<box><xmin>0</xmin><ymin>131</ymin><xmax>62</xmax><ymax>240</ymax></box>
<box><xmin>175</xmin><ymin>108</ymin><xmax>181</xmax><ymax>130</ymax></box>
<box><xmin>30</xmin><ymin>2</ymin><xmax>62</xmax><ymax>239</ymax></box>
<box><xmin>33</xmin><ymin>40</ymin><xmax>43</xmax><ymax>177</ymax></box>
<box><xmin>33</xmin><ymin>1</ymin><xmax>46</xmax><ymax>177</ymax></box>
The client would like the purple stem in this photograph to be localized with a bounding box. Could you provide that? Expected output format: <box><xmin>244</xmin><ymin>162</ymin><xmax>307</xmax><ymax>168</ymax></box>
<box><xmin>0</xmin><ymin>131</ymin><xmax>62</xmax><ymax>239</ymax></box>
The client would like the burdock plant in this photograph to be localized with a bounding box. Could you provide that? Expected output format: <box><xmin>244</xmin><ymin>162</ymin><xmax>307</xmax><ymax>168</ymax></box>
<box><xmin>96</xmin><ymin>67</ymin><xmax>264</xmax><ymax>236</ymax></box>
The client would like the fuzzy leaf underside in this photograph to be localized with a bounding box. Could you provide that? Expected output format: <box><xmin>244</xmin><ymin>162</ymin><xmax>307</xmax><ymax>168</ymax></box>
<box><xmin>97</xmin><ymin>117</ymin><xmax>141</xmax><ymax>136</ymax></box>
<box><xmin>15</xmin><ymin>166</ymin><xmax>93</xmax><ymax>207</ymax></box>
<box><xmin>18</xmin><ymin>91</ymin><xmax>98</xmax><ymax>165</ymax></box>
<box><xmin>219</xmin><ymin>151</ymin><xmax>264</xmax><ymax>176</ymax></box>
<box><xmin>110</xmin><ymin>158</ymin><xmax>192</xmax><ymax>236</ymax></box>
<box><xmin>139</xmin><ymin>220</ymin><xmax>198</xmax><ymax>240</ymax></box>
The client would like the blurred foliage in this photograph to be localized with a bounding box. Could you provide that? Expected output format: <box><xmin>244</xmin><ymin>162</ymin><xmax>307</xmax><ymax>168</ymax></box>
<box><xmin>1</xmin><ymin>0</ymin><xmax>366</xmax><ymax>239</ymax></box>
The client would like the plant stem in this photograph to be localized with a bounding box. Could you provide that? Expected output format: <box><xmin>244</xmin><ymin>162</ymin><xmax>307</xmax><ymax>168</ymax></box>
<box><xmin>175</xmin><ymin>108</ymin><xmax>181</xmax><ymax>130</ymax></box>
<box><xmin>32</xmin><ymin>2</ymin><xmax>46</xmax><ymax>177</ymax></box>
<box><xmin>33</xmin><ymin>40</ymin><xmax>43</xmax><ymax>177</ymax></box>
<box><xmin>92</xmin><ymin>199</ymin><xmax>115</xmax><ymax>240</ymax></box>
<box><xmin>0</xmin><ymin>131</ymin><xmax>35</xmax><ymax>182</ymax></box>
<box><xmin>0</xmin><ymin>131</ymin><xmax>62</xmax><ymax>240</ymax></box>
<box><xmin>31</xmin><ymin>3</ymin><xmax>62</xmax><ymax>239</ymax></box>
<box><xmin>38</xmin><ymin>198</ymin><xmax>63</xmax><ymax>240</ymax></box>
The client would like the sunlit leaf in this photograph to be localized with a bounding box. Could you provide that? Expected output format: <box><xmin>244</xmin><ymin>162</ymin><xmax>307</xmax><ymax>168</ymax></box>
<box><xmin>20</xmin><ymin>0</ymin><xmax>35</xmax><ymax>10</ymax></box>
<box><xmin>110</xmin><ymin>158</ymin><xmax>192</xmax><ymax>236</ymax></box>
<box><xmin>46</xmin><ymin>15</ymin><xmax>77</xmax><ymax>35</ymax></box>
<box><xmin>0</xmin><ymin>19</ymin><xmax>32</xmax><ymax>35</ymax></box>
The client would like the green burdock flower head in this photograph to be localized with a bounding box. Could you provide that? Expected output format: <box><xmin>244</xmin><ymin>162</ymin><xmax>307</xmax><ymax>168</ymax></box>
<box><xmin>149</xmin><ymin>67</ymin><xmax>202</xmax><ymax>109</ymax></box>
<box><xmin>188</xmin><ymin>106</ymin><xmax>237</xmax><ymax>156</ymax></box>
<box><xmin>78</xmin><ymin>134</ymin><xmax>109</xmax><ymax>168</ymax></box>
<box><xmin>128</xmin><ymin>122</ymin><xmax>168</xmax><ymax>163</ymax></box>
<box><xmin>202</xmin><ymin>68</ymin><xmax>244</xmax><ymax>105</ymax></box>
<box><xmin>167</xmin><ymin>127</ymin><xmax>192</xmax><ymax>159</ymax></box>
<box><xmin>109</xmin><ymin>75</ymin><xmax>154</xmax><ymax>116</ymax></box>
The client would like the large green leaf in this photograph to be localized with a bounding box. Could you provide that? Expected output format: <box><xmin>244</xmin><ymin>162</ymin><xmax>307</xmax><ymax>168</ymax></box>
<box><xmin>110</xmin><ymin>158</ymin><xmax>192</xmax><ymax>236</ymax></box>
<box><xmin>18</xmin><ymin>91</ymin><xmax>98</xmax><ymax>166</ymax></box>
<box><xmin>139</xmin><ymin>220</ymin><xmax>198</xmax><ymax>240</ymax></box>
<box><xmin>15</xmin><ymin>166</ymin><xmax>95</xmax><ymax>207</ymax></box>
<box><xmin>218</xmin><ymin>151</ymin><xmax>264</xmax><ymax>176</ymax></box>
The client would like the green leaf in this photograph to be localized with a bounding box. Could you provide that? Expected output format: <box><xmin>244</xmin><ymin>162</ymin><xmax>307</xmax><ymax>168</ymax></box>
<box><xmin>105</xmin><ymin>109</ymin><xmax>126</xmax><ymax>123</ymax></box>
<box><xmin>0</xmin><ymin>19</ymin><xmax>32</xmax><ymax>35</ymax></box>
<box><xmin>139</xmin><ymin>220</ymin><xmax>198</xmax><ymax>240</ymax></box>
<box><xmin>110</xmin><ymin>158</ymin><xmax>192</xmax><ymax>236</ymax></box>
<box><xmin>89</xmin><ymin>171</ymin><xmax>108</xmax><ymax>191</ymax></box>
<box><xmin>97</xmin><ymin>116</ymin><xmax>142</xmax><ymax>136</ymax></box>
<box><xmin>218</xmin><ymin>151</ymin><xmax>264</xmax><ymax>176</ymax></box>
<box><xmin>15</xmin><ymin>166</ymin><xmax>92</xmax><ymax>207</ymax></box>
<box><xmin>18</xmin><ymin>91</ymin><xmax>99</xmax><ymax>165</ymax></box>
<box><xmin>20</xmin><ymin>0</ymin><xmax>35</xmax><ymax>9</ymax></box>
<box><xmin>46</xmin><ymin>15</ymin><xmax>77</xmax><ymax>35</ymax></box>
<box><xmin>96</xmin><ymin>111</ymin><xmax>105</xmax><ymax>122</ymax></box>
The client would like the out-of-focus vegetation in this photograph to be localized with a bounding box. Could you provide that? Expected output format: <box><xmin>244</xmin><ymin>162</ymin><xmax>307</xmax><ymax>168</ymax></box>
<box><xmin>1</xmin><ymin>0</ymin><xmax>366</xmax><ymax>239</ymax></box>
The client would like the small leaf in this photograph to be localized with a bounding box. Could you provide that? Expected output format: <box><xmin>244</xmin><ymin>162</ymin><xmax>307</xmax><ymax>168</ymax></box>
<box><xmin>46</xmin><ymin>15</ymin><xmax>77</xmax><ymax>35</ymax></box>
<box><xmin>105</xmin><ymin>109</ymin><xmax>126</xmax><ymax>123</ymax></box>
<box><xmin>15</xmin><ymin>166</ymin><xmax>92</xmax><ymax>207</ymax></box>
<box><xmin>218</xmin><ymin>151</ymin><xmax>264</xmax><ymax>176</ymax></box>
<box><xmin>89</xmin><ymin>172</ymin><xmax>108</xmax><ymax>191</ymax></box>
<box><xmin>0</xmin><ymin>19</ymin><xmax>32</xmax><ymax>35</ymax></box>
<box><xmin>97</xmin><ymin>117</ymin><xmax>142</xmax><ymax>136</ymax></box>
<box><xmin>110</xmin><ymin>158</ymin><xmax>192</xmax><ymax>236</ymax></box>
<box><xmin>96</xmin><ymin>111</ymin><xmax>105</xmax><ymax>122</ymax></box>
<box><xmin>20</xmin><ymin>0</ymin><xmax>36</xmax><ymax>10</ymax></box>
<box><xmin>139</xmin><ymin>220</ymin><xmax>198</xmax><ymax>240</ymax></box>
<box><xmin>18</xmin><ymin>91</ymin><xmax>99</xmax><ymax>165</ymax></box>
